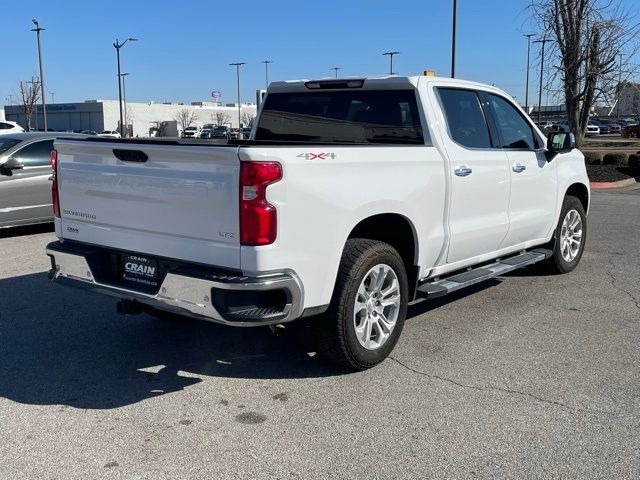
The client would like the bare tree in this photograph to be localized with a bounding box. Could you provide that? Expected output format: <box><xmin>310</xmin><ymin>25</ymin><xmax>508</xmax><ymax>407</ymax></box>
<box><xmin>241</xmin><ymin>112</ymin><xmax>255</xmax><ymax>127</ymax></box>
<box><xmin>213</xmin><ymin>112</ymin><xmax>231</xmax><ymax>126</ymax></box>
<box><xmin>18</xmin><ymin>80</ymin><xmax>40</xmax><ymax>131</ymax></box>
<box><xmin>531</xmin><ymin>0</ymin><xmax>639</xmax><ymax>145</ymax></box>
<box><xmin>174</xmin><ymin>108</ymin><xmax>198</xmax><ymax>135</ymax></box>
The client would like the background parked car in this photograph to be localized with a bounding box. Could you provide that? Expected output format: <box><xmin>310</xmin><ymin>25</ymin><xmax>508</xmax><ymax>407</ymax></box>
<box><xmin>557</xmin><ymin>120</ymin><xmax>600</xmax><ymax>136</ymax></box>
<box><xmin>621</xmin><ymin>124</ymin><xmax>640</xmax><ymax>138</ymax></box>
<box><xmin>537</xmin><ymin>121</ymin><xmax>556</xmax><ymax>130</ymax></box>
<box><xmin>199</xmin><ymin>128</ymin><xmax>213</xmax><ymax>139</ymax></box>
<box><xmin>590</xmin><ymin>120</ymin><xmax>610</xmax><ymax>134</ymax></box>
<box><xmin>595</xmin><ymin>119</ymin><xmax>621</xmax><ymax>134</ymax></box>
<box><xmin>0</xmin><ymin>121</ymin><xmax>25</xmax><ymax>135</ymax></box>
<box><xmin>182</xmin><ymin>126</ymin><xmax>199</xmax><ymax>138</ymax></box>
<box><xmin>99</xmin><ymin>130</ymin><xmax>121</xmax><ymax>138</ymax></box>
<box><xmin>0</xmin><ymin>132</ymin><xmax>85</xmax><ymax>228</ymax></box>
<box><xmin>211</xmin><ymin>126</ymin><xmax>229</xmax><ymax>139</ymax></box>
<box><xmin>227</xmin><ymin>128</ymin><xmax>241</xmax><ymax>140</ymax></box>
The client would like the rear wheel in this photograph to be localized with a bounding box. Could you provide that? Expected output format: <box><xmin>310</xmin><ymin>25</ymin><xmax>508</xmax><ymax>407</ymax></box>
<box><xmin>315</xmin><ymin>239</ymin><xmax>409</xmax><ymax>371</ymax></box>
<box><xmin>543</xmin><ymin>195</ymin><xmax>587</xmax><ymax>274</ymax></box>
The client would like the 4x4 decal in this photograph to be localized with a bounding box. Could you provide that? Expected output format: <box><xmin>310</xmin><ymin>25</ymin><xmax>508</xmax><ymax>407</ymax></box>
<box><xmin>296</xmin><ymin>153</ymin><xmax>336</xmax><ymax>160</ymax></box>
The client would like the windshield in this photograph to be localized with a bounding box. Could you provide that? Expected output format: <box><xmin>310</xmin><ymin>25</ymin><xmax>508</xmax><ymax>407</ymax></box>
<box><xmin>0</xmin><ymin>138</ymin><xmax>21</xmax><ymax>155</ymax></box>
<box><xmin>256</xmin><ymin>89</ymin><xmax>424</xmax><ymax>144</ymax></box>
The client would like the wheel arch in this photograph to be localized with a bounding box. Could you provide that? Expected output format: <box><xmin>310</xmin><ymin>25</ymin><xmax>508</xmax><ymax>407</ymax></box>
<box><xmin>565</xmin><ymin>182</ymin><xmax>589</xmax><ymax>213</ymax></box>
<box><xmin>347</xmin><ymin>213</ymin><xmax>420</xmax><ymax>299</ymax></box>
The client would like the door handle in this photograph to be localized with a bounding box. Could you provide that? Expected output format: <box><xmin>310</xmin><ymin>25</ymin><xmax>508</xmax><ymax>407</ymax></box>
<box><xmin>454</xmin><ymin>166</ymin><xmax>472</xmax><ymax>177</ymax></box>
<box><xmin>512</xmin><ymin>163</ymin><xmax>527</xmax><ymax>173</ymax></box>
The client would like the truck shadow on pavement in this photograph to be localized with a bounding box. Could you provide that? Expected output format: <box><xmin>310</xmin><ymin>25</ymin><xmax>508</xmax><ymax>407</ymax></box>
<box><xmin>0</xmin><ymin>271</ymin><xmax>337</xmax><ymax>410</ymax></box>
<box><xmin>0</xmin><ymin>271</ymin><xmax>498</xmax><ymax>410</ymax></box>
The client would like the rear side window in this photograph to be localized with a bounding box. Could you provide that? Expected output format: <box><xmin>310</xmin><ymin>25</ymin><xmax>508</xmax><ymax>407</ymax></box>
<box><xmin>488</xmin><ymin>94</ymin><xmax>537</xmax><ymax>149</ymax></box>
<box><xmin>256</xmin><ymin>90</ymin><xmax>424</xmax><ymax>144</ymax></box>
<box><xmin>0</xmin><ymin>138</ymin><xmax>21</xmax><ymax>154</ymax></box>
<box><xmin>9</xmin><ymin>139</ymin><xmax>54</xmax><ymax>166</ymax></box>
<box><xmin>437</xmin><ymin>88</ymin><xmax>491</xmax><ymax>149</ymax></box>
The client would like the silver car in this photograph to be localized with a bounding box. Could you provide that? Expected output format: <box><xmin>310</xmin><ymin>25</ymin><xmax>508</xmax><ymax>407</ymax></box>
<box><xmin>0</xmin><ymin>132</ymin><xmax>84</xmax><ymax>228</ymax></box>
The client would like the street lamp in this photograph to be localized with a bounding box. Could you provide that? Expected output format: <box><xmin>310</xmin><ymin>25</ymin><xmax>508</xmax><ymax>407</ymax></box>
<box><xmin>451</xmin><ymin>0</ymin><xmax>457</xmax><ymax>78</ymax></box>
<box><xmin>523</xmin><ymin>33</ymin><xmax>535</xmax><ymax>112</ymax></box>
<box><xmin>119</xmin><ymin>73</ymin><xmax>130</xmax><ymax>136</ymax></box>
<box><xmin>382</xmin><ymin>51</ymin><xmax>400</xmax><ymax>75</ymax></box>
<box><xmin>533</xmin><ymin>36</ymin><xmax>551</xmax><ymax>126</ymax></box>
<box><xmin>113</xmin><ymin>37</ymin><xmax>137</xmax><ymax>137</ymax></box>
<box><xmin>50</xmin><ymin>92</ymin><xmax>55</xmax><ymax>104</ymax></box>
<box><xmin>331</xmin><ymin>67</ymin><xmax>341</xmax><ymax>78</ymax></box>
<box><xmin>31</xmin><ymin>19</ymin><xmax>47</xmax><ymax>131</ymax></box>
<box><xmin>261</xmin><ymin>60</ymin><xmax>272</xmax><ymax>89</ymax></box>
<box><xmin>229</xmin><ymin>62</ymin><xmax>246</xmax><ymax>128</ymax></box>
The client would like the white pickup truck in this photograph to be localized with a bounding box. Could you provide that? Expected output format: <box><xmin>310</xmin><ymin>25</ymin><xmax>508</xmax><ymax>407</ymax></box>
<box><xmin>46</xmin><ymin>76</ymin><xmax>589</xmax><ymax>370</ymax></box>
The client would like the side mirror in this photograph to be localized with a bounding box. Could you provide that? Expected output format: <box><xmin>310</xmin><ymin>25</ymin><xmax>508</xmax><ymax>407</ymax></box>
<box><xmin>0</xmin><ymin>157</ymin><xmax>24</xmax><ymax>174</ymax></box>
<box><xmin>545</xmin><ymin>132</ymin><xmax>575</xmax><ymax>162</ymax></box>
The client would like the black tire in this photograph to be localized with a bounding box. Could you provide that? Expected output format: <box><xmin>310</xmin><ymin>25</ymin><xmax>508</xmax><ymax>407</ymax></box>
<box><xmin>315</xmin><ymin>239</ymin><xmax>409</xmax><ymax>371</ymax></box>
<box><xmin>543</xmin><ymin>195</ymin><xmax>587</xmax><ymax>274</ymax></box>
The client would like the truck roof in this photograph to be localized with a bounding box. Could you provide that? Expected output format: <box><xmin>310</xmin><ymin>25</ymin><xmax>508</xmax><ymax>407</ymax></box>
<box><xmin>267</xmin><ymin>75</ymin><xmax>512</xmax><ymax>99</ymax></box>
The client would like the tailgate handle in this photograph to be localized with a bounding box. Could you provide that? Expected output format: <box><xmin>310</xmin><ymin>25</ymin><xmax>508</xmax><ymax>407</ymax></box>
<box><xmin>113</xmin><ymin>149</ymin><xmax>148</xmax><ymax>163</ymax></box>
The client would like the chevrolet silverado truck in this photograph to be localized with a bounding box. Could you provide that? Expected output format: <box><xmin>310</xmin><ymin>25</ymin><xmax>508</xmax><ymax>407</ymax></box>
<box><xmin>46</xmin><ymin>76</ymin><xmax>589</xmax><ymax>370</ymax></box>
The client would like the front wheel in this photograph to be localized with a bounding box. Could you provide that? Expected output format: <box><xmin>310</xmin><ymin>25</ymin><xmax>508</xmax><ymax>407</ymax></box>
<box><xmin>315</xmin><ymin>239</ymin><xmax>409</xmax><ymax>371</ymax></box>
<box><xmin>543</xmin><ymin>195</ymin><xmax>587</xmax><ymax>274</ymax></box>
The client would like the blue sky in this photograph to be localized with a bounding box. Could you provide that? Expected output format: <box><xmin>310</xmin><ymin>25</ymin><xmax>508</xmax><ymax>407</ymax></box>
<box><xmin>2</xmin><ymin>0</ymin><xmax>637</xmax><ymax>107</ymax></box>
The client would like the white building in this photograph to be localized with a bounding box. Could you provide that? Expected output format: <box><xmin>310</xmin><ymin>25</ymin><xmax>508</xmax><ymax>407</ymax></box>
<box><xmin>3</xmin><ymin>100</ymin><xmax>257</xmax><ymax>137</ymax></box>
<box><xmin>616</xmin><ymin>82</ymin><xmax>640</xmax><ymax>117</ymax></box>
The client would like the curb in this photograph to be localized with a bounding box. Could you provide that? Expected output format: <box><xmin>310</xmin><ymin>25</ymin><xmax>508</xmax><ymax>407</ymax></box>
<box><xmin>590</xmin><ymin>177</ymin><xmax>639</xmax><ymax>190</ymax></box>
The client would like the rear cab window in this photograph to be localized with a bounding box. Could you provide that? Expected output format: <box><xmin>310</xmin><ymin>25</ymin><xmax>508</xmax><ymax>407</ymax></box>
<box><xmin>256</xmin><ymin>89</ymin><xmax>425</xmax><ymax>144</ymax></box>
<box><xmin>436</xmin><ymin>88</ymin><xmax>492</xmax><ymax>149</ymax></box>
<box><xmin>0</xmin><ymin>138</ymin><xmax>21</xmax><ymax>154</ymax></box>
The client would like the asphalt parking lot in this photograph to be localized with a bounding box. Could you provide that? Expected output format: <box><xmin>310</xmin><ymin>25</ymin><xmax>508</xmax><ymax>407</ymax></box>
<box><xmin>1</xmin><ymin>187</ymin><xmax>639</xmax><ymax>479</ymax></box>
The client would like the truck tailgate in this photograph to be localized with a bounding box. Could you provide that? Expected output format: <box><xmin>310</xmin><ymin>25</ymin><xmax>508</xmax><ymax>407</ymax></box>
<box><xmin>54</xmin><ymin>139</ymin><xmax>241</xmax><ymax>269</ymax></box>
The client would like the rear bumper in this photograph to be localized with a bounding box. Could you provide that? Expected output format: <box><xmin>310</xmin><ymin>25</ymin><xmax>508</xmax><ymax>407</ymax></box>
<box><xmin>46</xmin><ymin>241</ymin><xmax>304</xmax><ymax>326</ymax></box>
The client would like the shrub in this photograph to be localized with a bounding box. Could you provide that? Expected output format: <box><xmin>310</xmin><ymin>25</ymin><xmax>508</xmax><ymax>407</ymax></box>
<box><xmin>628</xmin><ymin>154</ymin><xmax>640</xmax><ymax>168</ymax></box>
<box><xmin>602</xmin><ymin>153</ymin><xmax>628</xmax><ymax>166</ymax></box>
<box><xmin>583</xmin><ymin>151</ymin><xmax>603</xmax><ymax>165</ymax></box>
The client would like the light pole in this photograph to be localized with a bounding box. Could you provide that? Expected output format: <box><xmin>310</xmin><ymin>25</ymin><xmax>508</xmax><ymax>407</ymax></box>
<box><xmin>119</xmin><ymin>73</ymin><xmax>130</xmax><ymax>136</ymax></box>
<box><xmin>261</xmin><ymin>60</ymin><xmax>272</xmax><ymax>89</ymax></box>
<box><xmin>523</xmin><ymin>33</ymin><xmax>535</xmax><ymax>112</ymax></box>
<box><xmin>113</xmin><ymin>37</ymin><xmax>137</xmax><ymax>137</ymax></box>
<box><xmin>31</xmin><ymin>19</ymin><xmax>47</xmax><ymax>131</ymax></box>
<box><xmin>533</xmin><ymin>36</ymin><xmax>550</xmax><ymax>126</ymax></box>
<box><xmin>617</xmin><ymin>52</ymin><xmax>624</xmax><ymax>120</ymax></box>
<box><xmin>331</xmin><ymin>67</ymin><xmax>341</xmax><ymax>78</ymax></box>
<box><xmin>382</xmin><ymin>51</ymin><xmax>400</xmax><ymax>75</ymax></box>
<box><xmin>230</xmin><ymin>62</ymin><xmax>245</xmax><ymax>128</ymax></box>
<box><xmin>451</xmin><ymin>0</ymin><xmax>457</xmax><ymax>78</ymax></box>
<box><xmin>50</xmin><ymin>92</ymin><xmax>55</xmax><ymax>104</ymax></box>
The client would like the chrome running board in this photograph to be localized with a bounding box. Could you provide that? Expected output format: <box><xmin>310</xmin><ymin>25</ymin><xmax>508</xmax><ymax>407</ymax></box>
<box><xmin>417</xmin><ymin>248</ymin><xmax>553</xmax><ymax>299</ymax></box>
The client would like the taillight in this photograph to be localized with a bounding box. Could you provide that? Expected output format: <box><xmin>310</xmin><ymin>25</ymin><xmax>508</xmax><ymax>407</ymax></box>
<box><xmin>50</xmin><ymin>149</ymin><xmax>60</xmax><ymax>217</ymax></box>
<box><xmin>240</xmin><ymin>161</ymin><xmax>282</xmax><ymax>246</ymax></box>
